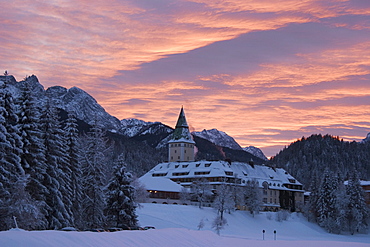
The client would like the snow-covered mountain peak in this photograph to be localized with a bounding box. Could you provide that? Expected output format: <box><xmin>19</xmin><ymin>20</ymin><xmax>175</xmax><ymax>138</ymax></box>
<box><xmin>192</xmin><ymin>129</ymin><xmax>243</xmax><ymax>150</ymax></box>
<box><xmin>121</xmin><ymin>118</ymin><xmax>153</xmax><ymax>127</ymax></box>
<box><xmin>120</xmin><ymin>118</ymin><xmax>169</xmax><ymax>138</ymax></box>
<box><xmin>361</xmin><ymin>132</ymin><xmax>370</xmax><ymax>143</ymax></box>
<box><xmin>243</xmin><ymin>146</ymin><xmax>268</xmax><ymax>161</ymax></box>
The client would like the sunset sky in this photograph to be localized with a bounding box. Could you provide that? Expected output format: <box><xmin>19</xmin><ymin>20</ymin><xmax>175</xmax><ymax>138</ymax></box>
<box><xmin>1</xmin><ymin>0</ymin><xmax>370</xmax><ymax>157</ymax></box>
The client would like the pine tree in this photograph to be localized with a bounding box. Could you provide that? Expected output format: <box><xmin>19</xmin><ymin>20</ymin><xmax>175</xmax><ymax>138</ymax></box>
<box><xmin>17</xmin><ymin>81</ymin><xmax>47</xmax><ymax>215</ymax></box>
<box><xmin>0</xmin><ymin>81</ymin><xmax>36</xmax><ymax>230</ymax></box>
<box><xmin>40</xmin><ymin>97</ymin><xmax>71</xmax><ymax>229</ymax></box>
<box><xmin>346</xmin><ymin>171</ymin><xmax>369</xmax><ymax>234</ymax></box>
<box><xmin>105</xmin><ymin>155</ymin><xmax>138</xmax><ymax>228</ymax></box>
<box><xmin>316</xmin><ymin>169</ymin><xmax>345</xmax><ymax>233</ymax></box>
<box><xmin>0</xmin><ymin>86</ymin><xmax>15</xmax><ymax>230</ymax></box>
<box><xmin>64</xmin><ymin>112</ymin><xmax>83</xmax><ymax>228</ymax></box>
<box><xmin>5</xmin><ymin>175</ymin><xmax>44</xmax><ymax>230</ymax></box>
<box><xmin>80</xmin><ymin>117</ymin><xmax>110</xmax><ymax>229</ymax></box>
<box><xmin>2</xmin><ymin>83</ymin><xmax>23</xmax><ymax>177</ymax></box>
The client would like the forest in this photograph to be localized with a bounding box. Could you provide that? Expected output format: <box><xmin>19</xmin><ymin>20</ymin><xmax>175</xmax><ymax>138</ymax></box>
<box><xmin>0</xmin><ymin>78</ymin><xmax>139</xmax><ymax>230</ymax></box>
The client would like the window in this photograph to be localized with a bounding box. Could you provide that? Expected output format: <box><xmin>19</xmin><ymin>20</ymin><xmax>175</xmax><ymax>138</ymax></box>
<box><xmin>174</xmin><ymin>150</ymin><xmax>177</xmax><ymax>153</ymax></box>
<box><xmin>182</xmin><ymin>164</ymin><xmax>188</xmax><ymax>168</ymax></box>
<box><xmin>194</xmin><ymin>171</ymin><xmax>210</xmax><ymax>175</ymax></box>
<box><xmin>225</xmin><ymin>171</ymin><xmax>233</xmax><ymax>176</ymax></box>
<box><xmin>172</xmin><ymin>172</ymin><xmax>190</xmax><ymax>176</ymax></box>
<box><xmin>263</xmin><ymin>198</ymin><xmax>267</xmax><ymax>203</ymax></box>
<box><xmin>205</xmin><ymin>163</ymin><xmax>211</xmax><ymax>167</ymax></box>
<box><xmin>152</xmin><ymin>173</ymin><xmax>167</xmax><ymax>177</ymax></box>
<box><xmin>196</xmin><ymin>163</ymin><xmax>200</xmax><ymax>167</ymax></box>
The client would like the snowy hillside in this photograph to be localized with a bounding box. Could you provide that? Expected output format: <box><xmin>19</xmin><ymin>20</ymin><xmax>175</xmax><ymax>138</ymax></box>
<box><xmin>5</xmin><ymin>75</ymin><xmax>122</xmax><ymax>132</ymax></box>
<box><xmin>243</xmin><ymin>146</ymin><xmax>268</xmax><ymax>160</ymax></box>
<box><xmin>193</xmin><ymin>129</ymin><xmax>268</xmax><ymax>160</ymax></box>
<box><xmin>120</xmin><ymin>118</ymin><xmax>154</xmax><ymax>137</ymax></box>
<box><xmin>362</xmin><ymin>132</ymin><xmax>370</xmax><ymax>143</ymax></box>
<box><xmin>1</xmin><ymin>204</ymin><xmax>369</xmax><ymax>247</ymax></box>
<box><xmin>46</xmin><ymin>86</ymin><xmax>122</xmax><ymax>132</ymax></box>
<box><xmin>192</xmin><ymin>129</ymin><xmax>243</xmax><ymax>150</ymax></box>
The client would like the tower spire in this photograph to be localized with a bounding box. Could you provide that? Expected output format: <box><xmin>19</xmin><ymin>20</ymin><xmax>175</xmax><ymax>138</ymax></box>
<box><xmin>168</xmin><ymin>107</ymin><xmax>195</xmax><ymax>162</ymax></box>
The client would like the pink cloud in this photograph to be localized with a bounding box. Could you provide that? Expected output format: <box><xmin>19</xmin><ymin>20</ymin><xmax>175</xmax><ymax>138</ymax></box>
<box><xmin>1</xmin><ymin>0</ymin><xmax>370</xmax><ymax>157</ymax></box>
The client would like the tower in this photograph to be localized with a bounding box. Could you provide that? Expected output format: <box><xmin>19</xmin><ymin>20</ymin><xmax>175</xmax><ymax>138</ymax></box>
<box><xmin>168</xmin><ymin>107</ymin><xmax>195</xmax><ymax>162</ymax></box>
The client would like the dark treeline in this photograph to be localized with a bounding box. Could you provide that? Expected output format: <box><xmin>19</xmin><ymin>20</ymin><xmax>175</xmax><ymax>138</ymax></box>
<box><xmin>270</xmin><ymin>134</ymin><xmax>370</xmax><ymax>234</ymax></box>
<box><xmin>269</xmin><ymin>134</ymin><xmax>370</xmax><ymax>188</ymax></box>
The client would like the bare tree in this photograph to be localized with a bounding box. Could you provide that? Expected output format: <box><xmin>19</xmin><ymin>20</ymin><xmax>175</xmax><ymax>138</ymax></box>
<box><xmin>190</xmin><ymin>178</ymin><xmax>213</xmax><ymax>208</ymax></box>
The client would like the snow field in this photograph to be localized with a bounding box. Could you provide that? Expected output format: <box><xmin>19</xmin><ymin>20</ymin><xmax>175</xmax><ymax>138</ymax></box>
<box><xmin>0</xmin><ymin>203</ymin><xmax>369</xmax><ymax>247</ymax></box>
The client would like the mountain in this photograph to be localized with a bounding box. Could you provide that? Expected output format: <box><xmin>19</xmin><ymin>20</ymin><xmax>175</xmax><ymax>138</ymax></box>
<box><xmin>120</xmin><ymin>118</ymin><xmax>154</xmax><ymax>137</ymax></box>
<box><xmin>243</xmin><ymin>146</ymin><xmax>268</xmax><ymax>161</ymax></box>
<box><xmin>193</xmin><ymin>129</ymin><xmax>267</xmax><ymax>161</ymax></box>
<box><xmin>192</xmin><ymin>129</ymin><xmax>242</xmax><ymax>150</ymax></box>
<box><xmin>6</xmin><ymin>75</ymin><xmax>122</xmax><ymax>132</ymax></box>
<box><xmin>362</xmin><ymin>132</ymin><xmax>370</xmax><ymax>143</ymax></box>
<box><xmin>3</xmin><ymin>74</ymin><xmax>267</xmax><ymax>173</ymax></box>
<box><xmin>46</xmin><ymin>86</ymin><xmax>122</xmax><ymax>132</ymax></box>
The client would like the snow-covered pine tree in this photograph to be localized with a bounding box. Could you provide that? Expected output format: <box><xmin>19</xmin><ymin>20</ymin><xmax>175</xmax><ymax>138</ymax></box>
<box><xmin>64</xmin><ymin>112</ymin><xmax>83</xmax><ymax>228</ymax></box>
<box><xmin>80</xmin><ymin>116</ymin><xmax>110</xmax><ymax>229</ymax></box>
<box><xmin>0</xmin><ymin>84</ymin><xmax>15</xmax><ymax>230</ymax></box>
<box><xmin>104</xmin><ymin>155</ymin><xmax>138</xmax><ymax>228</ymax></box>
<box><xmin>2</xmin><ymin>82</ymin><xmax>23</xmax><ymax>177</ymax></box>
<box><xmin>316</xmin><ymin>169</ymin><xmax>344</xmax><ymax>233</ymax></box>
<box><xmin>5</xmin><ymin>174</ymin><xmax>44</xmax><ymax>230</ymax></box>
<box><xmin>17</xmin><ymin>81</ymin><xmax>48</xmax><ymax>217</ymax></box>
<box><xmin>346</xmin><ymin>171</ymin><xmax>369</xmax><ymax>234</ymax></box>
<box><xmin>40</xmin><ymin>96</ymin><xmax>72</xmax><ymax>229</ymax></box>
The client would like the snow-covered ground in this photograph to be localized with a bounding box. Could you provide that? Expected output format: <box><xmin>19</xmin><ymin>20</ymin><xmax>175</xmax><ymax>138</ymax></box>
<box><xmin>1</xmin><ymin>203</ymin><xmax>369</xmax><ymax>247</ymax></box>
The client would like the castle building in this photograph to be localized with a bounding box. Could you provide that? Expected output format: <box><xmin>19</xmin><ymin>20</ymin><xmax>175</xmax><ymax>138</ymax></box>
<box><xmin>140</xmin><ymin>107</ymin><xmax>304</xmax><ymax>211</ymax></box>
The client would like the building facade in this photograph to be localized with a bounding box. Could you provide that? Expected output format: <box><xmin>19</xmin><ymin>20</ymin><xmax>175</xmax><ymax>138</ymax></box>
<box><xmin>140</xmin><ymin>107</ymin><xmax>304</xmax><ymax>211</ymax></box>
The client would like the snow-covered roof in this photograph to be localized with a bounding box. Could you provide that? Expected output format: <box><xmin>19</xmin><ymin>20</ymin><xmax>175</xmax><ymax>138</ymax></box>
<box><xmin>230</xmin><ymin>162</ymin><xmax>302</xmax><ymax>186</ymax></box>
<box><xmin>139</xmin><ymin>174</ymin><xmax>184</xmax><ymax>192</ymax></box>
<box><xmin>149</xmin><ymin>161</ymin><xmax>234</xmax><ymax>178</ymax></box>
<box><xmin>144</xmin><ymin>160</ymin><xmax>303</xmax><ymax>191</ymax></box>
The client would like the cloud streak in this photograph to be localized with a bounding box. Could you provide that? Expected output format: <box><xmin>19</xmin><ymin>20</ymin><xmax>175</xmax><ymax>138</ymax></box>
<box><xmin>1</xmin><ymin>0</ymin><xmax>370</xmax><ymax>157</ymax></box>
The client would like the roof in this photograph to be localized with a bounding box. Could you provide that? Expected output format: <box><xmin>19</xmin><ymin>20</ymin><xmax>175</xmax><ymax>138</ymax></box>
<box><xmin>169</xmin><ymin>107</ymin><xmax>195</xmax><ymax>144</ymax></box>
<box><xmin>139</xmin><ymin>174</ymin><xmax>184</xmax><ymax>192</ymax></box>
<box><xmin>144</xmin><ymin>160</ymin><xmax>303</xmax><ymax>191</ymax></box>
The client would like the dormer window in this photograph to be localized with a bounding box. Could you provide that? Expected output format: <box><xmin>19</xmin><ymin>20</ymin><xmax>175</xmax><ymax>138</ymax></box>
<box><xmin>205</xmin><ymin>163</ymin><xmax>211</xmax><ymax>167</ymax></box>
